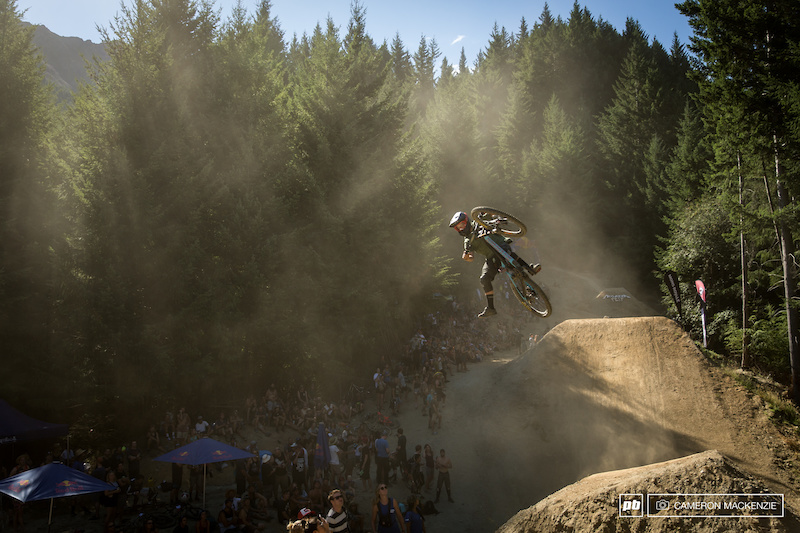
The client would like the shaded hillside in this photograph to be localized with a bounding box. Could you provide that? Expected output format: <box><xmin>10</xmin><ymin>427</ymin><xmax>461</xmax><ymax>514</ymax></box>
<box><xmin>23</xmin><ymin>22</ymin><xmax>108</xmax><ymax>100</ymax></box>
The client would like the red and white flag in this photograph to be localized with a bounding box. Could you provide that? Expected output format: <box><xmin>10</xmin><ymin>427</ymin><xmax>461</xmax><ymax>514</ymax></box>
<box><xmin>695</xmin><ymin>280</ymin><xmax>707</xmax><ymax>304</ymax></box>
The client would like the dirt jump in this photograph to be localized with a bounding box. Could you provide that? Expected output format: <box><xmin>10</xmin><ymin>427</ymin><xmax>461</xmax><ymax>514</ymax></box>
<box><xmin>408</xmin><ymin>266</ymin><xmax>800</xmax><ymax>531</ymax></box>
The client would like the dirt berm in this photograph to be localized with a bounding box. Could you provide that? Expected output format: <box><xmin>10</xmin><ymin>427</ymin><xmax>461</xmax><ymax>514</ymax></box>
<box><xmin>482</xmin><ymin>317</ymin><xmax>800</xmax><ymax>532</ymax></box>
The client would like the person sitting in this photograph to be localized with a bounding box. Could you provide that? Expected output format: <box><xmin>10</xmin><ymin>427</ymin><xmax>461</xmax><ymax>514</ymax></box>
<box><xmin>218</xmin><ymin>498</ymin><xmax>239</xmax><ymax>532</ymax></box>
<box><xmin>239</xmin><ymin>497</ymin><xmax>267</xmax><ymax>532</ymax></box>
<box><xmin>242</xmin><ymin>485</ymin><xmax>271</xmax><ymax>522</ymax></box>
<box><xmin>146</xmin><ymin>425</ymin><xmax>161</xmax><ymax>454</ymax></box>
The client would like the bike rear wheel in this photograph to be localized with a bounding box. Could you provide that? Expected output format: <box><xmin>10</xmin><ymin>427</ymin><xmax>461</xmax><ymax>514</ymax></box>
<box><xmin>509</xmin><ymin>271</ymin><xmax>552</xmax><ymax>317</ymax></box>
<box><xmin>470</xmin><ymin>207</ymin><xmax>527</xmax><ymax>238</ymax></box>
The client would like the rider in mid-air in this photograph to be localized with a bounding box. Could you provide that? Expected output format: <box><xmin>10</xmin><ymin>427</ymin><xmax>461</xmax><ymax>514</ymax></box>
<box><xmin>449</xmin><ymin>211</ymin><xmax>514</xmax><ymax>318</ymax></box>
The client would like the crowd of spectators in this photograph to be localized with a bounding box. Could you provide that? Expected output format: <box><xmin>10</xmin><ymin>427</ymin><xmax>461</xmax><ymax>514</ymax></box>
<box><xmin>1</xmin><ymin>293</ymin><xmax>538</xmax><ymax>532</ymax></box>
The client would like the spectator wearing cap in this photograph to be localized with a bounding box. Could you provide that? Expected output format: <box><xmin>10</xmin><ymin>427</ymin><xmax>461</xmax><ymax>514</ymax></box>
<box><xmin>195</xmin><ymin>416</ymin><xmax>209</xmax><ymax>435</ymax></box>
<box><xmin>301</xmin><ymin>515</ymin><xmax>332</xmax><ymax>533</ymax></box>
<box><xmin>260</xmin><ymin>453</ymin><xmax>276</xmax><ymax>501</ymax></box>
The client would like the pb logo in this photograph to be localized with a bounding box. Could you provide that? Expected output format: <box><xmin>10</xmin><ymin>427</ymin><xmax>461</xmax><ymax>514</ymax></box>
<box><xmin>619</xmin><ymin>494</ymin><xmax>644</xmax><ymax>517</ymax></box>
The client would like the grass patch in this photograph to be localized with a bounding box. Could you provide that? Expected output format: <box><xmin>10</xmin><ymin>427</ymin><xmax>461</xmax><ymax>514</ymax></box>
<box><xmin>722</xmin><ymin>366</ymin><xmax>800</xmax><ymax>432</ymax></box>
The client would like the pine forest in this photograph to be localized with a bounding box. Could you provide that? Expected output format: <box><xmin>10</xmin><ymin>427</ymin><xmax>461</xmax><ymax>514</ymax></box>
<box><xmin>1</xmin><ymin>0</ymin><xmax>798</xmax><ymax>437</ymax></box>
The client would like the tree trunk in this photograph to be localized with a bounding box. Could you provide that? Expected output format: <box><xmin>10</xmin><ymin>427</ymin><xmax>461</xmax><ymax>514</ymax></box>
<box><xmin>772</xmin><ymin>136</ymin><xmax>800</xmax><ymax>402</ymax></box>
<box><xmin>738</xmin><ymin>152</ymin><xmax>751</xmax><ymax>369</ymax></box>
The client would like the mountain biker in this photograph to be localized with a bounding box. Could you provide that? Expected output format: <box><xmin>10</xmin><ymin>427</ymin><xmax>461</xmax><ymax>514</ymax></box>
<box><xmin>449</xmin><ymin>211</ymin><xmax>514</xmax><ymax>318</ymax></box>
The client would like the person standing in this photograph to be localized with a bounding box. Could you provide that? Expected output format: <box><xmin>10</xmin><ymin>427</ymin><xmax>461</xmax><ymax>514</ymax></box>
<box><xmin>395</xmin><ymin>429</ymin><xmax>407</xmax><ymax>481</ymax></box>
<box><xmin>325</xmin><ymin>489</ymin><xmax>351</xmax><ymax>533</ymax></box>
<box><xmin>359</xmin><ymin>440</ymin><xmax>372</xmax><ymax>491</ymax></box>
<box><xmin>127</xmin><ymin>441</ymin><xmax>142</xmax><ymax>479</ymax></box>
<box><xmin>434</xmin><ymin>449</ymin><xmax>453</xmax><ymax>503</ymax></box>
<box><xmin>403</xmin><ymin>495</ymin><xmax>426</xmax><ymax>533</ymax></box>
<box><xmin>423</xmin><ymin>445</ymin><xmax>434</xmax><ymax>492</ymax></box>
<box><xmin>374</xmin><ymin>431</ymin><xmax>390</xmax><ymax>486</ymax></box>
<box><xmin>371</xmin><ymin>484</ymin><xmax>406</xmax><ymax>533</ymax></box>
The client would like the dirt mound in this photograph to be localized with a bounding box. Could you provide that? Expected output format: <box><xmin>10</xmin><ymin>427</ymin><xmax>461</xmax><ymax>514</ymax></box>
<box><xmin>438</xmin><ymin>316</ymin><xmax>800</xmax><ymax>531</ymax></box>
<box><xmin>497</xmin><ymin>450</ymin><xmax>800</xmax><ymax>532</ymax></box>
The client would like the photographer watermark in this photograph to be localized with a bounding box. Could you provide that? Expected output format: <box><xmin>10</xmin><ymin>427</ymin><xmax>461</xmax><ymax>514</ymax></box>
<box><xmin>619</xmin><ymin>493</ymin><xmax>784</xmax><ymax>518</ymax></box>
<box><xmin>618</xmin><ymin>494</ymin><xmax>644</xmax><ymax>517</ymax></box>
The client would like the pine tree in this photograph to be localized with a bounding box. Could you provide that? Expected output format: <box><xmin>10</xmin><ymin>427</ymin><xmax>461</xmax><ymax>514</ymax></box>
<box><xmin>0</xmin><ymin>0</ymin><xmax>59</xmax><ymax>401</ymax></box>
<box><xmin>678</xmin><ymin>0</ymin><xmax>800</xmax><ymax>396</ymax></box>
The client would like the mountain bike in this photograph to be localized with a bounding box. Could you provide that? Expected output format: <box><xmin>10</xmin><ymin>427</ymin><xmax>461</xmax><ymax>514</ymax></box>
<box><xmin>470</xmin><ymin>206</ymin><xmax>552</xmax><ymax>317</ymax></box>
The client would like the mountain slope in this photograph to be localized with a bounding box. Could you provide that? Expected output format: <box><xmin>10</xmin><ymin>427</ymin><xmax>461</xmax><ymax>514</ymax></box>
<box><xmin>24</xmin><ymin>22</ymin><xmax>108</xmax><ymax>100</ymax></box>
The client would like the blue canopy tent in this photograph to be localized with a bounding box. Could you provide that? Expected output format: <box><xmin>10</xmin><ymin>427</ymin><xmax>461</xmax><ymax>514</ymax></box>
<box><xmin>0</xmin><ymin>462</ymin><xmax>115</xmax><ymax>531</ymax></box>
<box><xmin>0</xmin><ymin>400</ymin><xmax>68</xmax><ymax>445</ymax></box>
<box><xmin>153</xmin><ymin>437</ymin><xmax>255</xmax><ymax>509</ymax></box>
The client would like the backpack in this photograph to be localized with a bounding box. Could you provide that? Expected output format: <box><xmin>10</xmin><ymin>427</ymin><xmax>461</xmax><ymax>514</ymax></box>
<box><xmin>421</xmin><ymin>499</ymin><xmax>439</xmax><ymax>515</ymax></box>
<box><xmin>378</xmin><ymin>497</ymin><xmax>394</xmax><ymax>527</ymax></box>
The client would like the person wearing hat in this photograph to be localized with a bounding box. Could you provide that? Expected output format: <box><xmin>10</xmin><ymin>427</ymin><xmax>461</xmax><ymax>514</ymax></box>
<box><xmin>260</xmin><ymin>452</ymin><xmax>276</xmax><ymax>501</ymax></box>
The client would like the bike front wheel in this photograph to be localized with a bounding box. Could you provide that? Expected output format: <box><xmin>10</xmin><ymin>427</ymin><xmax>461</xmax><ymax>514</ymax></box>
<box><xmin>510</xmin><ymin>271</ymin><xmax>552</xmax><ymax>317</ymax></box>
<box><xmin>470</xmin><ymin>207</ymin><xmax>527</xmax><ymax>238</ymax></box>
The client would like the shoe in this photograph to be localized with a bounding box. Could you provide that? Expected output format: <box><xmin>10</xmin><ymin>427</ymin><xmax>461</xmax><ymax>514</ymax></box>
<box><xmin>477</xmin><ymin>307</ymin><xmax>497</xmax><ymax>318</ymax></box>
<box><xmin>527</xmin><ymin>263</ymin><xmax>541</xmax><ymax>275</ymax></box>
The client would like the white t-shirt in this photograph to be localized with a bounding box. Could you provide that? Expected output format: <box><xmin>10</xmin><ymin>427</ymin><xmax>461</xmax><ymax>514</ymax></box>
<box><xmin>329</xmin><ymin>445</ymin><xmax>340</xmax><ymax>465</ymax></box>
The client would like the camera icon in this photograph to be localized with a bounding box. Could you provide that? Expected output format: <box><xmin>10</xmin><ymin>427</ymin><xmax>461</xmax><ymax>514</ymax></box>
<box><xmin>655</xmin><ymin>499</ymin><xmax>670</xmax><ymax>511</ymax></box>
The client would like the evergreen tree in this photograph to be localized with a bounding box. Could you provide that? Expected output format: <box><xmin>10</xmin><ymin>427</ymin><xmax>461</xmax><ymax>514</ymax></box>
<box><xmin>596</xmin><ymin>37</ymin><xmax>667</xmax><ymax>277</ymax></box>
<box><xmin>0</xmin><ymin>0</ymin><xmax>59</xmax><ymax>403</ymax></box>
<box><xmin>678</xmin><ymin>0</ymin><xmax>800</xmax><ymax>395</ymax></box>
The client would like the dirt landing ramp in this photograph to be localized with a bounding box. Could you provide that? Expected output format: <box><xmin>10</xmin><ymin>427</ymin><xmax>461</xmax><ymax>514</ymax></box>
<box><xmin>466</xmin><ymin>317</ymin><xmax>800</xmax><ymax>529</ymax></box>
<box><xmin>497</xmin><ymin>450</ymin><xmax>800</xmax><ymax>533</ymax></box>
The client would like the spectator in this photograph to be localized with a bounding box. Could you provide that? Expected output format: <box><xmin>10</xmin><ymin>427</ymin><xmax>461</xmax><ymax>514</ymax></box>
<box><xmin>195</xmin><ymin>416</ymin><xmax>209</xmax><ymax>435</ymax></box>
<box><xmin>176</xmin><ymin>408</ymin><xmax>190</xmax><ymax>444</ymax></box>
<box><xmin>127</xmin><ymin>441</ymin><xmax>142</xmax><ymax>479</ymax></box>
<box><xmin>423</xmin><ymin>445</ymin><xmax>434</xmax><ymax>492</ymax></box>
<box><xmin>172</xmin><ymin>515</ymin><xmax>189</xmax><ymax>533</ymax></box>
<box><xmin>374</xmin><ymin>431</ymin><xmax>390</xmax><ymax>486</ymax></box>
<box><xmin>434</xmin><ymin>448</ymin><xmax>454</xmax><ymax>503</ymax></box>
<box><xmin>195</xmin><ymin>510</ymin><xmax>212</xmax><ymax>533</ymax></box>
<box><xmin>370</xmin><ymin>484</ymin><xmax>406</xmax><ymax>533</ymax></box>
<box><xmin>329</xmin><ymin>437</ymin><xmax>343</xmax><ymax>480</ymax></box>
<box><xmin>218</xmin><ymin>498</ymin><xmax>239</xmax><ymax>532</ymax></box>
<box><xmin>326</xmin><ymin>488</ymin><xmax>350</xmax><ymax>533</ymax></box>
<box><xmin>404</xmin><ymin>495</ymin><xmax>426</xmax><ymax>533</ymax></box>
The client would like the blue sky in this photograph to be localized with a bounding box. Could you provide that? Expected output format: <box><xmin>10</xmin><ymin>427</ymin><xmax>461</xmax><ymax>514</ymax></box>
<box><xmin>17</xmin><ymin>0</ymin><xmax>692</xmax><ymax>67</ymax></box>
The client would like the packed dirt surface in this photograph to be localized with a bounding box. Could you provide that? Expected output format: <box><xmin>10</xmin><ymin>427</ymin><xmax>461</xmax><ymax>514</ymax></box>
<box><xmin>23</xmin><ymin>270</ymin><xmax>800</xmax><ymax>532</ymax></box>
<box><xmin>498</xmin><ymin>450</ymin><xmax>800</xmax><ymax>532</ymax></box>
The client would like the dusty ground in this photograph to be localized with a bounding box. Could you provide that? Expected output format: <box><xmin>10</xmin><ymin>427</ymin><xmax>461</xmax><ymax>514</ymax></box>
<box><xmin>19</xmin><ymin>268</ymin><xmax>800</xmax><ymax>532</ymax></box>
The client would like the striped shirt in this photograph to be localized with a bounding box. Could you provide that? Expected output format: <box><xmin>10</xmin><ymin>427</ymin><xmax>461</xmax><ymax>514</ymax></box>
<box><xmin>326</xmin><ymin>509</ymin><xmax>350</xmax><ymax>533</ymax></box>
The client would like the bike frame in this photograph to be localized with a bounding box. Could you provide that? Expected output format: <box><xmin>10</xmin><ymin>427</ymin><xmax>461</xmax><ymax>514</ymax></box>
<box><xmin>483</xmin><ymin>234</ymin><xmax>518</xmax><ymax>269</ymax></box>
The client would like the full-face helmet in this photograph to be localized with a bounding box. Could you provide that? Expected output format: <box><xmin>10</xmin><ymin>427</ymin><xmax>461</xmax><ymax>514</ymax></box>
<box><xmin>449</xmin><ymin>211</ymin><xmax>471</xmax><ymax>236</ymax></box>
